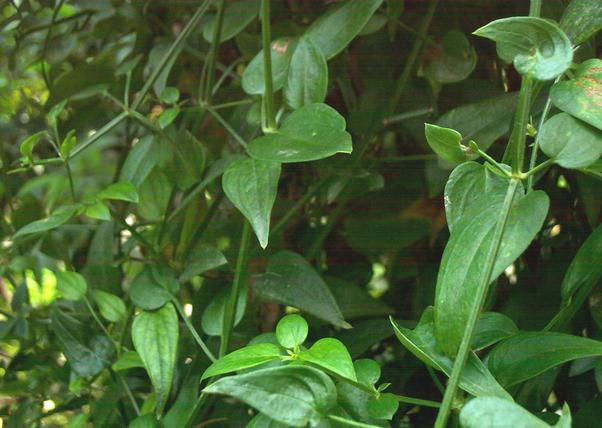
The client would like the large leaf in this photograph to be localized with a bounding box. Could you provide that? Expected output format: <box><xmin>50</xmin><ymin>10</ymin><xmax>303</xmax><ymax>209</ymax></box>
<box><xmin>390</xmin><ymin>309</ymin><xmax>511</xmax><ymax>400</ymax></box>
<box><xmin>247</xmin><ymin>103</ymin><xmax>352</xmax><ymax>163</ymax></box>
<box><xmin>560</xmin><ymin>224</ymin><xmax>602</xmax><ymax>303</ymax></box>
<box><xmin>421</xmin><ymin>30</ymin><xmax>477</xmax><ymax>84</ymax></box>
<box><xmin>202</xmin><ymin>0</ymin><xmax>261</xmax><ymax>43</ymax></box>
<box><xmin>298</xmin><ymin>338</ymin><xmax>357</xmax><ymax>382</ymax></box>
<box><xmin>242</xmin><ymin>38</ymin><xmax>297</xmax><ymax>95</ymax></box>
<box><xmin>253</xmin><ymin>251</ymin><xmax>349</xmax><ymax>328</ymax></box>
<box><xmin>550</xmin><ymin>59</ymin><xmax>602</xmax><ymax>132</ymax></box>
<box><xmin>488</xmin><ymin>332</ymin><xmax>602</xmax><ymax>387</ymax></box>
<box><xmin>560</xmin><ymin>0</ymin><xmax>602</xmax><ymax>45</ymax></box>
<box><xmin>203</xmin><ymin>365</ymin><xmax>337</xmax><ymax>427</ymax></box>
<box><xmin>55</xmin><ymin>271</ymin><xmax>88</xmax><ymax>301</ymax></box>
<box><xmin>305</xmin><ymin>0</ymin><xmax>384</xmax><ymax>59</ymax></box>
<box><xmin>132</xmin><ymin>303</ymin><xmax>178</xmax><ymax>415</ymax></box>
<box><xmin>473</xmin><ymin>17</ymin><xmax>573</xmax><ymax>81</ymax></box>
<box><xmin>284</xmin><ymin>36</ymin><xmax>328</xmax><ymax>109</ymax></box>
<box><xmin>435</xmin><ymin>189</ymin><xmax>549</xmax><ymax>357</ymax></box>
<box><xmin>539</xmin><ymin>113</ymin><xmax>602</xmax><ymax>169</ymax></box>
<box><xmin>201</xmin><ymin>343</ymin><xmax>282</xmax><ymax>380</ymax></box>
<box><xmin>222</xmin><ymin>158</ymin><xmax>281</xmax><ymax>249</ymax></box>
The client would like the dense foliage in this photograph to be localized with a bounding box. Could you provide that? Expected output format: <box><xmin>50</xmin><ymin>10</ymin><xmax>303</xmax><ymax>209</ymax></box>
<box><xmin>1</xmin><ymin>0</ymin><xmax>602</xmax><ymax>426</ymax></box>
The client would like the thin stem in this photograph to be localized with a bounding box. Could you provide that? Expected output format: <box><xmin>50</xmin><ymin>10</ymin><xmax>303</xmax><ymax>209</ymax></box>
<box><xmin>113</xmin><ymin>369</ymin><xmax>141</xmax><ymax>416</ymax></box>
<box><xmin>327</xmin><ymin>415</ymin><xmax>381</xmax><ymax>428</ymax></box>
<box><xmin>70</xmin><ymin>111</ymin><xmax>128</xmax><ymax>159</ymax></box>
<box><xmin>427</xmin><ymin>365</ymin><xmax>446</xmax><ymax>395</ymax></box>
<box><xmin>219</xmin><ymin>221</ymin><xmax>251</xmax><ymax>357</ymax></box>
<box><xmin>172</xmin><ymin>297</ymin><xmax>217</xmax><ymax>362</ymax></box>
<box><xmin>506</xmin><ymin>76</ymin><xmax>533</xmax><ymax>174</ymax></box>
<box><xmin>521</xmin><ymin>158</ymin><xmax>554</xmax><ymax>179</ymax></box>
<box><xmin>261</xmin><ymin>0</ymin><xmax>277</xmax><ymax>131</ymax></box>
<box><xmin>64</xmin><ymin>160</ymin><xmax>76</xmax><ymax>202</ymax></box>
<box><xmin>468</xmin><ymin>141</ymin><xmax>512</xmax><ymax>178</ymax></box>
<box><xmin>203</xmin><ymin>0</ymin><xmax>226</xmax><ymax>104</ymax></box>
<box><xmin>374</xmin><ymin>154</ymin><xmax>438</xmax><ymax>163</ymax></box>
<box><xmin>435</xmin><ymin>179</ymin><xmax>520</xmax><ymax>428</ymax></box>
<box><xmin>212</xmin><ymin>99</ymin><xmax>254</xmax><ymax>110</ymax></box>
<box><xmin>83</xmin><ymin>295</ymin><xmax>120</xmax><ymax>351</ymax></box>
<box><xmin>205</xmin><ymin>106</ymin><xmax>248</xmax><ymax>148</ymax></box>
<box><xmin>180</xmin><ymin>191</ymin><xmax>225</xmax><ymax>258</ymax></box>
<box><xmin>304</xmin><ymin>194</ymin><xmax>349</xmax><ymax>261</ymax></box>
<box><xmin>383</xmin><ymin>107</ymin><xmax>433</xmax><ymax>125</ymax></box>
<box><xmin>394</xmin><ymin>394</ymin><xmax>441</xmax><ymax>409</ymax></box>
<box><xmin>529</xmin><ymin>0</ymin><xmax>542</xmax><ymax>17</ymax></box>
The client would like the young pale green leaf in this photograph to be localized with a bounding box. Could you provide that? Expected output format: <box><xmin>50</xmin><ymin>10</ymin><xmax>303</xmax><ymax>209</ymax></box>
<box><xmin>158</xmin><ymin>107</ymin><xmax>180</xmax><ymax>129</ymax></box>
<box><xmin>473</xmin><ymin>17</ymin><xmax>573</xmax><ymax>81</ymax></box>
<box><xmin>276</xmin><ymin>314</ymin><xmax>308</xmax><ymax>349</ymax></box>
<box><xmin>488</xmin><ymin>332</ymin><xmax>602</xmax><ymax>387</ymax></box>
<box><xmin>550</xmin><ymin>59</ymin><xmax>602</xmax><ymax>131</ymax></box>
<box><xmin>47</xmin><ymin>99</ymin><xmax>68</xmax><ymax>125</ymax></box>
<box><xmin>253</xmin><ymin>251</ymin><xmax>349</xmax><ymax>328</ymax></box>
<box><xmin>99</xmin><ymin>181</ymin><xmax>139</xmax><ymax>203</ymax></box>
<box><xmin>367</xmin><ymin>393</ymin><xmax>399</xmax><ymax>420</ymax></box>
<box><xmin>460</xmin><ymin>397</ymin><xmax>571</xmax><ymax>428</ymax></box>
<box><xmin>60</xmin><ymin>131</ymin><xmax>77</xmax><ymax>159</ymax></box>
<box><xmin>55</xmin><ymin>271</ymin><xmax>88</xmax><ymax>301</ymax></box>
<box><xmin>247</xmin><ymin>103</ymin><xmax>352</xmax><ymax>163</ymax></box>
<box><xmin>561</xmin><ymin>224</ymin><xmax>602</xmax><ymax>303</ymax></box>
<box><xmin>421</xmin><ymin>30</ymin><xmax>477</xmax><ymax>84</ymax></box>
<box><xmin>305</xmin><ymin>0</ymin><xmax>384</xmax><ymax>59</ymax></box>
<box><xmin>129</xmin><ymin>268</ymin><xmax>172</xmax><ymax>310</ymax></box>
<box><xmin>284</xmin><ymin>36</ymin><xmax>328</xmax><ymax>109</ymax></box>
<box><xmin>14</xmin><ymin>205</ymin><xmax>79</xmax><ymax>239</ymax></box>
<box><xmin>390</xmin><ymin>310</ymin><xmax>512</xmax><ymax>400</ymax></box>
<box><xmin>434</xmin><ymin>189</ymin><xmax>549</xmax><ymax>357</ymax></box>
<box><xmin>539</xmin><ymin>113</ymin><xmax>602</xmax><ymax>168</ymax></box>
<box><xmin>560</xmin><ymin>0</ymin><xmax>602</xmax><ymax>45</ymax></box>
<box><xmin>84</xmin><ymin>201</ymin><xmax>111</xmax><ymax>221</ymax></box>
<box><xmin>299</xmin><ymin>338</ymin><xmax>357</xmax><ymax>382</ymax></box>
<box><xmin>202</xmin><ymin>0</ymin><xmax>260</xmax><ymax>43</ymax></box>
<box><xmin>203</xmin><ymin>365</ymin><xmax>337</xmax><ymax>427</ymax></box>
<box><xmin>112</xmin><ymin>351</ymin><xmax>144</xmax><ymax>371</ymax></box>
<box><xmin>471</xmin><ymin>312</ymin><xmax>518</xmax><ymax>351</ymax></box>
<box><xmin>19</xmin><ymin>131</ymin><xmax>47</xmax><ymax>163</ymax></box>
<box><xmin>201</xmin><ymin>343</ymin><xmax>281</xmax><ymax>380</ymax></box>
<box><xmin>132</xmin><ymin>303</ymin><xmax>178</xmax><ymax>416</ymax></box>
<box><xmin>424</xmin><ymin>123</ymin><xmax>469</xmax><ymax>163</ymax></box>
<box><xmin>242</xmin><ymin>38</ymin><xmax>297</xmax><ymax>95</ymax></box>
<box><xmin>91</xmin><ymin>290</ymin><xmax>126</xmax><ymax>323</ymax></box>
<box><xmin>222</xmin><ymin>158</ymin><xmax>281</xmax><ymax>249</ymax></box>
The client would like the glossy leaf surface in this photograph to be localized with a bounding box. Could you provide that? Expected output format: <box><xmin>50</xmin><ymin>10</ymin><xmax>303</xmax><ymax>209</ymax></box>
<box><xmin>275</xmin><ymin>314</ymin><xmax>308</xmax><ymax>349</ymax></box>
<box><xmin>424</xmin><ymin>123</ymin><xmax>469</xmax><ymax>163</ymax></box>
<box><xmin>298</xmin><ymin>338</ymin><xmax>357</xmax><ymax>382</ymax></box>
<box><xmin>284</xmin><ymin>36</ymin><xmax>328</xmax><ymax>109</ymax></box>
<box><xmin>201</xmin><ymin>343</ymin><xmax>281</xmax><ymax>380</ymax></box>
<box><xmin>55</xmin><ymin>271</ymin><xmax>87</xmax><ymax>301</ymax></box>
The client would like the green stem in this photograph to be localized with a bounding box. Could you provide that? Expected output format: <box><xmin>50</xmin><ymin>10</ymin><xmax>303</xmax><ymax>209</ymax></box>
<box><xmin>219</xmin><ymin>221</ymin><xmax>251</xmax><ymax>357</ymax></box>
<box><xmin>212</xmin><ymin>99</ymin><xmax>254</xmax><ymax>110</ymax></box>
<box><xmin>203</xmin><ymin>0</ymin><xmax>226</xmax><ymax>104</ymax></box>
<box><xmin>327</xmin><ymin>415</ymin><xmax>381</xmax><ymax>428</ymax></box>
<box><xmin>427</xmin><ymin>365</ymin><xmax>446</xmax><ymax>395</ymax></box>
<box><xmin>171</xmin><ymin>297</ymin><xmax>217</xmax><ymax>362</ymax></box>
<box><xmin>205</xmin><ymin>106</ymin><xmax>248</xmax><ymax>148</ymax></box>
<box><xmin>70</xmin><ymin>111</ymin><xmax>128</xmax><ymax>159</ymax></box>
<box><xmin>468</xmin><ymin>141</ymin><xmax>512</xmax><ymax>178</ymax></box>
<box><xmin>434</xmin><ymin>179</ymin><xmax>520</xmax><ymax>428</ymax></box>
<box><xmin>261</xmin><ymin>0</ymin><xmax>277</xmax><ymax>131</ymax></box>
<box><xmin>383</xmin><ymin>107</ymin><xmax>433</xmax><ymax>125</ymax></box>
<box><xmin>393</xmin><ymin>394</ymin><xmax>441</xmax><ymax>409</ymax></box>
<box><xmin>529</xmin><ymin>0</ymin><xmax>542</xmax><ymax>17</ymax></box>
<box><xmin>83</xmin><ymin>295</ymin><xmax>120</xmax><ymax>351</ymax></box>
<box><xmin>521</xmin><ymin>158</ymin><xmax>554</xmax><ymax>179</ymax></box>
<box><xmin>374</xmin><ymin>154</ymin><xmax>438</xmax><ymax>163</ymax></box>
<box><xmin>180</xmin><ymin>191</ymin><xmax>225</xmax><ymax>259</ymax></box>
<box><xmin>506</xmin><ymin>76</ymin><xmax>533</xmax><ymax>174</ymax></box>
<box><xmin>64</xmin><ymin>160</ymin><xmax>76</xmax><ymax>202</ymax></box>
<box><xmin>387</xmin><ymin>0</ymin><xmax>438</xmax><ymax>115</ymax></box>
<box><xmin>113</xmin><ymin>368</ymin><xmax>141</xmax><ymax>416</ymax></box>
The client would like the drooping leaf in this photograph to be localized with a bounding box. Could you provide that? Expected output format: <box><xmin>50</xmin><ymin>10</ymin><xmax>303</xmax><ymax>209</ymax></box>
<box><xmin>222</xmin><ymin>158</ymin><xmax>281</xmax><ymax>249</ymax></box>
<box><xmin>201</xmin><ymin>343</ymin><xmax>281</xmax><ymax>380</ymax></box>
<box><xmin>202</xmin><ymin>0</ymin><xmax>261</xmax><ymax>43</ymax></box>
<box><xmin>550</xmin><ymin>59</ymin><xmax>602</xmax><ymax>131</ymax></box>
<box><xmin>203</xmin><ymin>365</ymin><xmax>337</xmax><ymax>427</ymax></box>
<box><xmin>91</xmin><ymin>290</ymin><xmax>126</xmax><ymax>323</ymax></box>
<box><xmin>560</xmin><ymin>0</ymin><xmax>602</xmax><ymax>45</ymax></box>
<box><xmin>471</xmin><ymin>312</ymin><xmax>518</xmax><ymax>351</ymax></box>
<box><xmin>247</xmin><ymin>103</ymin><xmax>352</xmax><ymax>163</ymax></box>
<box><xmin>473</xmin><ymin>17</ymin><xmax>573</xmax><ymax>80</ymax></box>
<box><xmin>434</xmin><ymin>189</ymin><xmax>549</xmax><ymax>357</ymax></box>
<box><xmin>305</xmin><ymin>0</ymin><xmax>385</xmax><ymax>59</ymax></box>
<box><xmin>539</xmin><ymin>113</ymin><xmax>602</xmax><ymax>169</ymax></box>
<box><xmin>13</xmin><ymin>205</ymin><xmax>79</xmax><ymax>238</ymax></box>
<box><xmin>99</xmin><ymin>182</ymin><xmax>139</xmax><ymax>203</ymax></box>
<box><xmin>424</xmin><ymin>123</ymin><xmax>469</xmax><ymax>163</ymax></box>
<box><xmin>55</xmin><ymin>271</ymin><xmax>88</xmax><ymax>301</ymax></box>
<box><xmin>253</xmin><ymin>251</ymin><xmax>349</xmax><ymax>328</ymax></box>
<box><xmin>284</xmin><ymin>36</ymin><xmax>328</xmax><ymax>109</ymax></box>
<box><xmin>488</xmin><ymin>332</ymin><xmax>602</xmax><ymax>387</ymax></box>
<box><xmin>298</xmin><ymin>338</ymin><xmax>357</xmax><ymax>382</ymax></box>
<box><xmin>242</xmin><ymin>38</ymin><xmax>297</xmax><ymax>95</ymax></box>
<box><xmin>560</xmin><ymin>224</ymin><xmax>602</xmax><ymax>303</ymax></box>
<box><xmin>132</xmin><ymin>303</ymin><xmax>178</xmax><ymax>415</ymax></box>
<box><xmin>421</xmin><ymin>30</ymin><xmax>477</xmax><ymax>84</ymax></box>
<box><xmin>327</xmin><ymin>277</ymin><xmax>394</xmax><ymax>319</ymax></box>
<box><xmin>275</xmin><ymin>314</ymin><xmax>308</xmax><ymax>349</ymax></box>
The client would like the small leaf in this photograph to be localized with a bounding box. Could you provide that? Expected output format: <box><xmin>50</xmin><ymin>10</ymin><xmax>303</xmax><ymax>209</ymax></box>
<box><xmin>354</xmin><ymin>359</ymin><xmax>381</xmax><ymax>386</ymax></box>
<box><xmin>473</xmin><ymin>17</ymin><xmax>573</xmax><ymax>80</ymax></box>
<box><xmin>367</xmin><ymin>393</ymin><xmax>399</xmax><ymax>420</ymax></box>
<box><xmin>276</xmin><ymin>314</ymin><xmax>308</xmax><ymax>349</ymax></box>
<box><xmin>222</xmin><ymin>158</ymin><xmax>281</xmax><ymax>249</ymax></box>
<box><xmin>47</xmin><ymin>99</ymin><xmax>68</xmax><ymax>125</ymax></box>
<box><xmin>560</xmin><ymin>0</ymin><xmax>602</xmax><ymax>45</ymax></box>
<box><xmin>158</xmin><ymin>107</ymin><xmax>180</xmax><ymax>129</ymax></box>
<box><xmin>539</xmin><ymin>113</ymin><xmax>602</xmax><ymax>169</ymax></box>
<box><xmin>112</xmin><ymin>351</ymin><xmax>144</xmax><ymax>371</ymax></box>
<box><xmin>20</xmin><ymin>131</ymin><xmax>46</xmax><ymax>163</ymax></box>
<box><xmin>100</xmin><ymin>181</ymin><xmax>139</xmax><ymax>203</ymax></box>
<box><xmin>132</xmin><ymin>303</ymin><xmax>178</xmax><ymax>416</ymax></box>
<box><xmin>55</xmin><ymin>271</ymin><xmax>88</xmax><ymax>301</ymax></box>
<box><xmin>60</xmin><ymin>131</ymin><xmax>77</xmax><ymax>158</ymax></box>
<box><xmin>242</xmin><ymin>38</ymin><xmax>297</xmax><ymax>95</ymax></box>
<box><xmin>203</xmin><ymin>365</ymin><xmax>337</xmax><ymax>427</ymax></box>
<box><xmin>91</xmin><ymin>290</ymin><xmax>126</xmax><ymax>323</ymax></box>
<box><xmin>247</xmin><ymin>103</ymin><xmax>352</xmax><ymax>163</ymax></box>
<box><xmin>201</xmin><ymin>285</ymin><xmax>246</xmax><ymax>336</ymax></box>
<box><xmin>179</xmin><ymin>244</ymin><xmax>227</xmax><ymax>282</ymax></box>
<box><xmin>129</xmin><ymin>267</ymin><xmax>174</xmax><ymax>311</ymax></box>
<box><xmin>14</xmin><ymin>205</ymin><xmax>79</xmax><ymax>238</ymax></box>
<box><xmin>284</xmin><ymin>36</ymin><xmax>328</xmax><ymax>109</ymax></box>
<box><xmin>421</xmin><ymin>30</ymin><xmax>477</xmax><ymax>84</ymax></box>
<box><xmin>201</xmin><ymin>343</ymin><xmax>281</xmax><ymax>380</ymax></box>
<box><xmin>550</xmin><ymin>59</ymin><xmax>602</xmax><ymax>132</ymax></box>
<box><xmin>299</xmin><ymin>338</ymin><xmax>357</xmax><ymax>382</ymax></box>
<box><xmin>160</xmin><ymin>86</ymin><xmax>179</xmax><ymax>104</ymax></box>
<box><xmin>119</xmin><ymin>136</ymin><xmax>162</xmax><ymax>187</ymax></box>
<box><xmin>424</xmin><ymin>123</ymin><xmax>469</xmax><ymax>163</ymax></box>
<box><xmin>84</xmin><ymin>201</ymin><xmax>111</xmax><ymax>221</ymax></box>
<box><xmin>202</xmin><ymin>0</ymin><xmax>261</xmax><ymax>43</ymax></box>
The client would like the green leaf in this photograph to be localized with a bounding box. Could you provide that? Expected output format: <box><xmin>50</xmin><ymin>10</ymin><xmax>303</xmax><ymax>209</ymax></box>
<box><xmin>367</xmin><ymin>393</ymin><xmax>399</xmax><ymax>420</ymax></box>
<box><xmin>47</xmin><ymin>99</ymin><xmax>68</xmax><ymax>125</ymax></box>
<box><xmin>299</xmin><ymin>338</ymin><xmax>357</xmax><ymax>382</ymax></box>
<box><xmin>201</xmin><ymin>343</ymin><xmax>281</xmax><ymax>380</ymax></box>
<box><xmin>19</xmin><ymin>131</ymin><xmax>46</xmax><ymax>163</ymax></box>
<box><xmin>560</xmin><ymin>0</ymin><xmax>602</xmax><ymax>45</ymax></box>
<box><xmin>550</xmin><ymin>59</ymin><xmax>602</xmax><ymax>132</ymax></box>
<box><xmin>13</xmin><ymin>205</ymin><xmax>79</xmax><ymax>238</ymax></box>
<box><xmin>421</xmin><ymin>30</ymin><xmax>477</xmax><ymax>84</ymax></box>
<box><xmin>424</xmin><ymin>123</ymin><xmax>469</xmax><ymax>163</ymax></box>
<box><xmin>128</xmin><ymin>414</ymin><xmax>159</xmax><ymax>428</ymax></box>
<box><xmin>112</xmin><ymin>351</ymin><xmax>144</xmax><ymax>371</ymax></box>
<box><xmin>55</xmin><ymin>271</ymin><xmax>87</xmax><ymax>301</ymax></box>
<box><xmin>561</xmin><ymin>224</ymin><xmax>602</xmax><ymax>303</ymax></box>
<box><xmin>473</xmin><ymin>17</ymin><xmax>573</xmax><ymax>80</ymax></box>
<box><xmin>60</xmin><ymin>131</ymin><xmax>77</xmax><ymax>159</ymax></box>
<box><xmin>284</xmin><ymin>36</ymin><xmax>328</xmax><ymax>109</ymax></box>
<box><xmin>242</xmin><ymin>38</ymin><xmax>297</xmax><ymax>95</ymax></box>
<box><xmin>471</xmin><ymin>312</ymin><xmax>518</xmax><ymax>351</ymax></box>
<box><xmin>488</xmin><ymin>332</ymin><xmax>602</xmax><ymax>387</ymax></box>
<box><xmin>202</xmin><ymin>0</ymin><xmax>261</xmax><ymax>43</ymax></box>
<box><xmin>540</xmin><ymin>113</ymin><xmax>602</xmax><ymax>169</ymax></box>
<box><xmin>132</xmin><ymin>303</ymin><xmax>178</xmax><ymax>415</ymax></box>
<box><xmin>91</xmin><ymin>290</ymin><xmax>126</xmax><ymax>323</ymax></box>
<box><xmin>84</xmin><ymin>201</ymin><xmax>111</xmax><ymax>221</ymax></box>
<box><xmin>201</xmin><ymin>285</ymin><xmax>246</xmax><ymax>336</ymax></box>
<box><xmin>327</xmin><ymin>277</ymin><xmax>394</xmax><ymax>319</ymax></box>
<box><xmin>203</xmin><ymin>365</ymin><xmax>337</xmax><ymax>427</ymax></box>
<box><xmin>460</xmin><ymin>397</ymin><xmax>571</xmax><ymax>428</ymax></box>
<box><xmin>160</xmin><ymin>86</ymin><xmax>179</xmax><ymax>104</ymax></box>
<box><xmin>119</xmin><ymin>136</ymin><xmax>162</xmax><ymax>187</ymax></box>
<box><xmin>222</xmin><ymin>158</ymin><xmax>281</xmax><ymax>249</ymax></box>
<box><xmin>247</xmin><ymin>414</ymin><xmax>289</xmax><ymax>428</ymax></box>
<box><xmin>305</xmin><ymin>0</ymin><xmax>385</xmax><ymax>59</ymax></box>
<box><xmin>390</xmin><ymin>310</ymin><xmax>512</xmax><ymax>400</ymax></box>
<box><xmin>129</xmin><ymin>268</ymin><xmax>173</xmax><ymax>311</ymax></box>
<box><xmin>354</xmin><ymin>359</ymin><xmax>381</xmax><ymax>386</ymax></box>
<box><xmin>99</xmin><ymin>181</ymin><xmax>139</xmax><ymax>203</ymax></box>
<box><xmin>179</xmin><ymin>244</ymin><xmax>227</xmax><ymax>282</ymax></box>
<box><xmin>434</xmin><ymin>188</ymin><xmax>549</xmax><ymax>357</ymax></box>
<box><xmin>247</xmin><ymin>103</ymin><xmax>352</xmax><ymax>163</ymax></box>
<box><xmin>158</xmin><ymin>107</ymin><xmax>180</xmax><ymax>129</ymax></box>
<box><xmin>253</xmin><ymin>251</ymin><xmax>349</xmax><ymax>328</ymax></box>
<box><xmin>276</xmin><ymin>314</ymin><xmax>308</xmax><ymax>349</ymax></box>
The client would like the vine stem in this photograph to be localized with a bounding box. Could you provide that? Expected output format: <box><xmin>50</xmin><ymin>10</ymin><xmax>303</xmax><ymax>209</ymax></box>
<box><xmin>171</xmin><ymin>297</ymin><xmax>217</xmax><ymax>362</ymax></box>
<box><xmin>506</xmin><ymin>75</ymin><xmax>533</xmax><ymax>174</ymax></box>
<box><xmin>219</xmin><ymin>221</ymin><xmax>252</xmax><ymax>357</ymax></box>
<box><xmin>434</xmin><ymin>179</ymin><xmax>520</xmax><ymax>428</ymax></box>
<box><xmin>203</xmin><ymin>0</ymin><xmax>226</xmax><ymax>104</ymax></box>
<box><xmin>261</xmin><ymin>0</ymin><xmax>277</xmax><ymax>131</ymax></box>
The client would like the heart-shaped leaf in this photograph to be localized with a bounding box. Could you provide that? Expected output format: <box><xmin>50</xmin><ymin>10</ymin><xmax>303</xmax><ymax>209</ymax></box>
<box><xmin>276</xmin><ymin>314</ymin><xmax>308</xmax><ymax>349</ymax></box>
<box><xmin>299</xmin><ymin>338</ymin><xmax>357</xmax><ymax>382</ymax></box>
<box><xmin>284</xmin><ymin>36</ymin><xmax>328</xmax><ymax>109</ymax></box>
<box><xmin>247</xmin><ymin>103</ymin><xmax>352</xmax><ymax>163</ymax></box>
<box><xmin>201</xmin><ymin>343</ymin><xmax>282</xmax><ymax>380</ymax></box>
